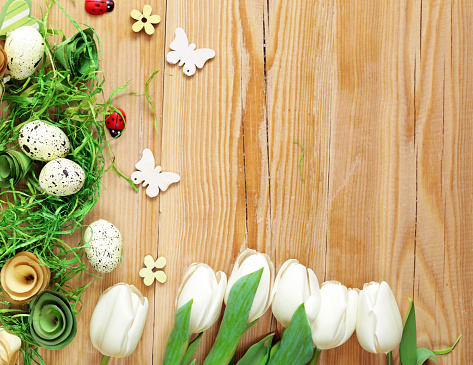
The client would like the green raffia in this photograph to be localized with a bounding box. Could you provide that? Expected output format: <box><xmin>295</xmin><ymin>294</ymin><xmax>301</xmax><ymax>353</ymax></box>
<box><xmin>294</xmin><ymin>140</ymin><xmax>305</xmax><ymax>183</ymax></box>
<box><xmin>0</xmin><ymin>0</ymin><xmax>131</xmax><ymax>363</ymax></box>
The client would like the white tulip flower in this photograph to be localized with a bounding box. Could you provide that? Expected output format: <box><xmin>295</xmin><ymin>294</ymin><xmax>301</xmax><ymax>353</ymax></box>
<box><xmin>176</xmin><ymin>263</ymin><xmax>227</xmax><ymax>333</ymax></box>
<box><xmin>90</xmin><ymin>283</ymin><xmax>149</xmax><ymax>359</ymax></box>
<box><xmin>311</xmin><ymin>281</ymin><xmax>358</xmax><ymax>349</ymax></box>
<box><xmin>271</xmin><ymin>259</ymin><xmax>321</xmax><ymax>328</ymax></box>
<box><xmin>356</xmin><ymin>281</ymin><xmax>403</xmax><ymax>354</ymax></box>
<box><xmin>224</xmin><ymin>249</ymin><xmax>275</xmax><ymax>323</ymax></box>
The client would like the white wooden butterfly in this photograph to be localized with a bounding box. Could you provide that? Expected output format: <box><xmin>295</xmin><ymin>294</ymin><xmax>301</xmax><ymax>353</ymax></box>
<box><xmin>166</xmin><ymin>27</ymin><xmax>215</xmax><ymax>76</ymax></box>
<box><xmin>131</xmin><ymin>148</ymin><xmax>180</xmax><ymax>198</ymax></box>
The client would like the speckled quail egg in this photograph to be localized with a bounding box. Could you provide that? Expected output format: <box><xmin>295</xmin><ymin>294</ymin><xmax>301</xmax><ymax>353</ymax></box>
<box><xmin>83</xmin><ymin>219</ymin><xmax>123</xmax><ymax>273</ymax></box>
<box><xmin>39</xmin><ymin>158</ymin><xmax>85</xmax><ymax>196</ymax></box>
<box><xmin>5</xmin><ymin>26</ymin><xmax>45</xmax><ymax>80</ymax></box>
<box><xmin>18</xmin><ymin>120</ymin><xmax>70</xmax><ymax>161</ymax></box>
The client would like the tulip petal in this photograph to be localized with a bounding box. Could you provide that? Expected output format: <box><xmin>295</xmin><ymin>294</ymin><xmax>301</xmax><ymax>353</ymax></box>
<box><xmin>272</xmin><ymin>261</ymin><xmax>306</xmax><ymax>327</ymax></box>
<box><xmin>373</xmin><ymin>282</ymin><xmax>402</xmax><ymax>353</ymax></box>
<box><xmin>201</xmin><ymin>271</ymin><xmax>226</xmax><ymax>332</ymax></box>
<box><xmin>225</xmin><ymin>250</ymin><xmax>274</xmax><ymax>323</ymax></box>
<box><xmin>123</xmin><ymin>286</ymin><xmax>149</xmax><ymax>357</ymax></box>
<box><xmin>177</xmin><ymin>265</ymin><xmax>214</xmax><ymax>333</ymax></box>
<box><xmin>90</xmin><ymin>285</ymin><xmax>135</xmax><ymax>357</ymax></box>
<box><xmin>339</xmin><ymin>288</ymin><xmax>358</xmax><ymax>345</ymax></box>
<box><xmin>312</xmin><ymin>282</ymin><xmax>348</xmax><ymax>349</ymax></box>
<box><xmin>356</xmin><ymin>286</ymin><xmax>378</xmax><ymax>353</ymax></box>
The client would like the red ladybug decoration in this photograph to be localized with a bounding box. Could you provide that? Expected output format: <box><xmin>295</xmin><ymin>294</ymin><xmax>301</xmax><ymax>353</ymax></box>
<box><xmin>105</xmin><ymin>108</ymin><xmax>126</xmax><ymax>138</ymax></box>
<box><xmin>85</xmin><ymin>0</ymin><xmax>114</xmax><ymax>15</ymax></box>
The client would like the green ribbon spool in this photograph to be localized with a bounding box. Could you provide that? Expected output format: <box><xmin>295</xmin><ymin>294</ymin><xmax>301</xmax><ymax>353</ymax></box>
<box><xmin>0</xmin><ymin>150</ymin><xmax>32</xmax><ymax>188</ymax></box>
<box><xmin>54</xmin><ymin>27</ymin><xmax>99</xmax><ymax>78</ymax></box>
<box><xmin>29</xmin><ymin>290</ymin><xmax>77</xmax><ymax>350</ymax></box>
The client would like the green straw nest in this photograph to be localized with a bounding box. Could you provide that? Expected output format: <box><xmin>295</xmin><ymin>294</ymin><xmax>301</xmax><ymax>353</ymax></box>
<box><xmin>0</xmin><ymin>1</ymin><xmax>127</xmax><ymax>363</ymax></box>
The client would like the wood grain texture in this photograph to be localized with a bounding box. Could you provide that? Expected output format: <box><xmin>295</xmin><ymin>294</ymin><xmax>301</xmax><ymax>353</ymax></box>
<box><xmin>17</xmin><ymin>0</ymin><xmax>472</xmax><ymax>364</ymax></box>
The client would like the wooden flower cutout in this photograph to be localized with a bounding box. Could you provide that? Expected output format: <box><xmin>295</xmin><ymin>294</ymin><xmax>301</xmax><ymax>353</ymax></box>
<box><xmin>0</xmin><ymin>252</ymin><xmax>50</xmax><ymax>304</ymax></box>
<box><xmin>131</xmin><ymin>5</ymin><xmax>160</xmax><ymax>35</ymax></box>
<box><xmin>139</xmin><ymin>255</ymin><xmax>167</xmax><ymax>286</ymax></box>
<box><xmin>0</xmin><ymin>328</ymin><xmax>21</xmax><ymax>365</ymax></box>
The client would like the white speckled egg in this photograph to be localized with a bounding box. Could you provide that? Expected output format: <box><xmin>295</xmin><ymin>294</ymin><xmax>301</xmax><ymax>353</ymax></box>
<box><xmin>83</xmin><ymin>219</ymin><xmax>123</xmax><ymax>273</ymax></box>
<box><xmin>18</xmin><ymin>120</ymin><xmax>70</xmax><ymax>161</ymax></box>
<box><xmin>39</xmin><ymin>158</ymin><xmax>85</xmax><ymax>196</ymax></box>
<box><xmin>5</xmin><ymin>26</ymin><xmax>45</xmax><ymax>80</ymax></box>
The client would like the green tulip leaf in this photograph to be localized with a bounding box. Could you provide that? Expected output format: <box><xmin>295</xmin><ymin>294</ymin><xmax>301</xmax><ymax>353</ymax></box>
<box><xmin>267</xmin><ymin>304</ymin><xmax>313</xmax><ymax>365</ymax></box>
<box><xmin>181</xmin><ymin>332</ymin><xmax>203</xmax><ymax>365</ymax></box>
<box><xmin>432</xmin><ymin>334</ymin><xmax>461</xmax><ymax>355</ymax></box>
<box><xmin>269</xmin><ymin>342</ymin><xmax>280</xmax><ymax>358</ymax></box>
<box><xmin>400</xmin><ymin>298</ymin><xmax>417</xmax><ymax>365</ymax></box>
<box><xmin>203</xmin><ymin>268</ymin><xmax>264</xmax><ymax>365</ymax></box>
<box><xmin>164</xmin><ymin>299</ymin><xmax>193</xmax><ymax>365</ymax></box>
<box><xmin>237</xmin><ymin>333</ymin><xmax>274</xmax><ymax>365</ymax></box>
<box><xmin>416</xmin><ymin>348</ymin><xmax>438</xmax><ymax>365</ymax></box>
<box><xmin>29</xmin><ymin>290</ymin><xmax>77</xmax><ymax>350</ymax></box>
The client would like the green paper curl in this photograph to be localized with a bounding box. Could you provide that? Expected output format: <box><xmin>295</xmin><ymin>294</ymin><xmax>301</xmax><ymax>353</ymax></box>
<box><xmin>54</xmin><ymin>27</ymin><xmax>99</xmax><ymax>78</ymax></box>
<box><xmin>28</xmin><ymin>290</ymin><xmax>77</xmax><ymax>350</ymax></box>
<box><xmin>0</xmin><ymin>150</ymin><xmax>31</xmax><ymax>188</ymax></box>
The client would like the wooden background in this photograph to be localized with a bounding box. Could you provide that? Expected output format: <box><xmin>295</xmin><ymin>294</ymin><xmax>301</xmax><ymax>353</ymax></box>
<box><xmin>36</xmin><ymin>0</ymin><xmax>472</xmax><ymax>364</ymax></box>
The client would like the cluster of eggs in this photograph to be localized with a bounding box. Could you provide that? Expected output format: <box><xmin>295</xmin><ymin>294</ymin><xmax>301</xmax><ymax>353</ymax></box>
<box><xmin>19</xmin><ymin>120</ymin><xmax>85</xmax><ymax>196</ymax></box>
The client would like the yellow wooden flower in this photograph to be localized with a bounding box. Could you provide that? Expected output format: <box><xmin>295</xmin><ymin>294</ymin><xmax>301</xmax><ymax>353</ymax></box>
<box><xmin>131</xmin><ymin>5</ymin><xmax>161</xmax><ymax>35</ymax></box>
<box><xmin>139</xmin><ymin>255</ymin><xmax>167</xmax><ymax>286</ymax></box>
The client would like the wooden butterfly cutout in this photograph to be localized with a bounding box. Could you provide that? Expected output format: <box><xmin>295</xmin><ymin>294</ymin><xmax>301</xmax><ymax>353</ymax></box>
<box><xmin>0</xmin><ymin>0</ymin><xmax>42</xmax><ymax>39</ymax></box>
<box><xmin>166</xmin><ymin>27</ymin><xmax>215</xmax><ymax>76</ymax></box>
<box><xmin>131</xmin><ymin>148</ymin><xmax>180</xmax><ymax>198</ymax></box>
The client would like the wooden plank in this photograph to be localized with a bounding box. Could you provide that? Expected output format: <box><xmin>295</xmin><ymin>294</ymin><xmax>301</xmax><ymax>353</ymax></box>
<box><xmin>414</xmin><ymin>0</ymin><xmax>472</xmax><ymax>363</ymax></box>
<box><xmin>323</xmin><ymin>1</ymin><xmax>418</xmax><ymax>363</ymax></box>
<box><xmin>157</xmin><ymin>0</ymin><xmax>250</xmax><ymax>362</ymax></box>
<box><xmin>264</xmin><ymin>0</ymin><xmax>334</xmax><ymax>349</ymax></box>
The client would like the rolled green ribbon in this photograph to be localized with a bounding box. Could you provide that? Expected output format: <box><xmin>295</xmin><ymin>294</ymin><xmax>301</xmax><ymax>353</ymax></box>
<box><xmin>0</xmin><ymin>150</ymin><xmax>31</xmax><ymax>188</ymax></box>
<box><xmin>29</xmin><ymin>290</ymin><xmax>77</xmax><ymax>350</ymax></box>
<box><xmin>54</xmin><ymin>28</ymin><xmax>99</xmax><ymax>78</ymax></box>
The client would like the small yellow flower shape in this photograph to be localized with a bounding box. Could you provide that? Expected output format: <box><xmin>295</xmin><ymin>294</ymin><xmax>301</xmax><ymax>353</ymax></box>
<box><xmin>131</xmin><ymin>5</ymin><xmax>161</xmax><ymax>35</ymax></box>
<box><xmin>139</xmin><ymin>255</ymin><xmax>167</xmax><ymax>286</ymax></box>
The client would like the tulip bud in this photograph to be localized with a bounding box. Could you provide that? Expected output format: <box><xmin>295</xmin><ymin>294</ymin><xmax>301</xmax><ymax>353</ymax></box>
<box><xmin>356</xmin><ymin>281</ymin><xmax>403</xmax><ymax>354</ymax></box>
<box><xmin>224</xmin><ymin>249</ymin><xmax>274</xmax><ymax>323</ymax></box>
<box><xmin>0</xmin><ymin>328</ymin><xmax>21</xmax><ymax>365</ymax></box>
<box><xmin>271</xmin><ymin>259</ymin><xmax>321</xmax><ymax>328</ymax></box>
<box><xmin>90</xmin><ymin>283</ymin><xmax>149</xmax><ymax>358</ymax></box>
<box><xmin>176</xmin><ymin>263</ymin><xmax>227</xmax><ymax>333</ymax></box>
<box><xmin>311</xmin><ymin>281</ymin><xmax>358</xmax><ymax>350</ymax></box>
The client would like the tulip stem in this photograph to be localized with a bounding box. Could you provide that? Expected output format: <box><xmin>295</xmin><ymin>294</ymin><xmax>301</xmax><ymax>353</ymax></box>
<box><xmin>309</xmin><ymin>348</ymin><xmax>322</xmax><ymax>365</ymax></box>
<box><xmin>100</xmin><ymin>355</ymin><xmax>110</xmax><ymax>365</ymax></box>
<box><xmin>386</xmin><ymin>352</ymin><xmax>393</xmax><ymax>365</ymax></box>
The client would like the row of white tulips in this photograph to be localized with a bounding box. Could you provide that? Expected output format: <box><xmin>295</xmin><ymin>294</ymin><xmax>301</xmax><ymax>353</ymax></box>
<box><xmin>177</xmin><ymin>248</ymin><xmax>403</xmax><ymax>355</ymax></box>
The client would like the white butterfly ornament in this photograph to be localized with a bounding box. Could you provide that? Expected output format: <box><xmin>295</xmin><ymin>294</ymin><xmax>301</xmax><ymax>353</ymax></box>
<box><xmin>166</xmin><ymin>27</ymin><xmax>215</xmax><ymax>76</ymax></box>
<box><xmin>131</xmin><ymin>148</ymin><xmax>180</xmax><ymax>198</ymax></box>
